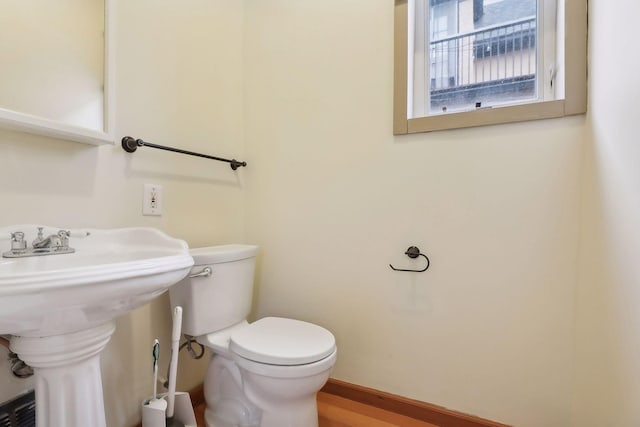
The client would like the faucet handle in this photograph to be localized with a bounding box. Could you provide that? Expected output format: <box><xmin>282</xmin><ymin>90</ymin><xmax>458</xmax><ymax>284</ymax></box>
<box><xmin>33</xmin><ymin>227</ymin><xmax>44</xmax><ymax>246</ymax></box>
<box><xmin>57</xmin><ymin>230</ymin><xmax>70</xmax><ymax>249</ymax></box>
<box><xmin>10</xmin><ymin>232</ymin><xmax>27</xmax><ymax>253</ymax></box>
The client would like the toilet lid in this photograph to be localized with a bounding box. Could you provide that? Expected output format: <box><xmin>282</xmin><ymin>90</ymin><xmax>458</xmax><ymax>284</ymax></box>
<box><xmin>229</xmin><ymin>317</ymin><xmax>336</xmax><ymax>366</ymax></box>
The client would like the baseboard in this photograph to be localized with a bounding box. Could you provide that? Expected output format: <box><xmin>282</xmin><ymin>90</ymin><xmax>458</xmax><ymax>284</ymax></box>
<box><xmin>320</xmin><ymin>378</ymin><xmax>512</xmax><ymax>427</ymax></box>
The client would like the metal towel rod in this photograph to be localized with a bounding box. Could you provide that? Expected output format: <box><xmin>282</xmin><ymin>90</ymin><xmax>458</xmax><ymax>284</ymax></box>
<box><xmin>121</xmin><ymin>136</ymin><xmax>247</xmax><ymax>170</ymax></box>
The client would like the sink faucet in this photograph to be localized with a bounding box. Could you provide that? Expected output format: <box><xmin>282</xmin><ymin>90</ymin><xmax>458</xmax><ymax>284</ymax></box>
<box><xmin>32</xmin><ymin>227</ymin><xmax>44</xmax><ymax>247</ymax></box>
<box><xmin>33</xmin><ymin>230</ymin><xmax>69</xmax><ymax>251</ymax></box>
<box><xmin>3</xmin><ymin>227</ymin><xmax>75</xmax><ymax>258</ymax></box>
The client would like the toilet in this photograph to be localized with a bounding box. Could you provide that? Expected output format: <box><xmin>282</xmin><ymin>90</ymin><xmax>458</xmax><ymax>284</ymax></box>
<box><xmin>169</xmin><ymin>245</ymin><xmax>337</xmax><ymax>427</ymax></box>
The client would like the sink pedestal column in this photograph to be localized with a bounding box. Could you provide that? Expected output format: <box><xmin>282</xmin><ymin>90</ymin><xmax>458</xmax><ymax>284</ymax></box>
<box><xmin>10</xmin><ymin>321</ymin><xmax>116</xmax><ymax>427</ymax></box>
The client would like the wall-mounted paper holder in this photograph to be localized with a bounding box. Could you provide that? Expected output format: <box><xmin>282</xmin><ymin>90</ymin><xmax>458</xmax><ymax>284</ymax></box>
<box><xmin>389</xmin><ymin>246</ymin><xmax>430</xmax><ymax>272</ymax></box>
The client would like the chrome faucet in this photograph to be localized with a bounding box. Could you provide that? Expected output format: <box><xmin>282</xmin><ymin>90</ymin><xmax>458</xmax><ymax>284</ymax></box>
<box><xmin>33</xmin><ymin>230</ymin><xmax>66</xmax><ymax>251</ymax></box>
<box><xmin>32</xmin><ymin>227</ymin><xmax>45</xmax><ymax>247</ymax></box>
<box><xmin>3</xmin><ymin>227</ymin><xmax>75</xmax><ymax>258</ymax></box>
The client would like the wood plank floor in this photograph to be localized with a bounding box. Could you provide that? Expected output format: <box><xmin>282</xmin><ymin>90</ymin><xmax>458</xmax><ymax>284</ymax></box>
<box><xmin>193</xmin><ymin>392</ymin><xmax>438</xmax><ymax>427</ymax></box>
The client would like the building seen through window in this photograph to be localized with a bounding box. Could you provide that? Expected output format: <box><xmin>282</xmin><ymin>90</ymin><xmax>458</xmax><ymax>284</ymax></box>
<box><xmin>427</xmin><ymin>0</ymin><xmax>537</xmax><ymax>113</ymax></box>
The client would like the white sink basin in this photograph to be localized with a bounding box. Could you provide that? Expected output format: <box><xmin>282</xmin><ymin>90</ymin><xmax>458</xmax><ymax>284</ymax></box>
<box><xmin>0</xmin><ymin>225</ymin><xmax>194</xmax><ymax>427</ymax></box>
<box><xmin>0</xmin><ymin>225</ymin><xmax>193</xmax><ymax>336</ymax></box>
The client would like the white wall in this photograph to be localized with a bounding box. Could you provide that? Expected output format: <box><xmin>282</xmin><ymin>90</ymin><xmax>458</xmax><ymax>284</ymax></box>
<box><xmin>243</xmin><ymin>1</ymin><xmax>584</xmax><ymax>426</ymax></box>
<box><xmin>573</xmin><ymin>0</ymin><xmax>640</xmax><ymax>425</ymax></box>
<box><xmin>0</xmin><ymin>1</ymin><xmax>245</xmax><ymax>426</ymax></box>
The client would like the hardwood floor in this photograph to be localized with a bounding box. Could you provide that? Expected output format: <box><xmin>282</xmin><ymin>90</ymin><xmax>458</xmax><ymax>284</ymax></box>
<box><xmin>193</xmin><ymin>392</ymin><xmax>438</xmax><ymax>427</ymax></box>
<box><xmin>193</xmin><ymin>401</ymin><xmax>205</xmax><ymax>426</ymax></box>
<box><xmin>318</xmin><ymin>392</ymin><xmax>438</xmax><ymax>427</ymax></box>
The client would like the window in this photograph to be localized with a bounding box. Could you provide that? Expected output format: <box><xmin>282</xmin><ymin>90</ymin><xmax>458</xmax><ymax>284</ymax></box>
<box><xmin>393</xmin><ymin>0</ymin><xmax>587</xmax><ymax>134</ymax></box>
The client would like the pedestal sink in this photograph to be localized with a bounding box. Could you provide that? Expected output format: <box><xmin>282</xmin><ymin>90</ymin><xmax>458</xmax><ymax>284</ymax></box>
<box><xmin>0</xmin><ymin>225</ymin><xmax>194</xmax><ymax>427</ymax></box>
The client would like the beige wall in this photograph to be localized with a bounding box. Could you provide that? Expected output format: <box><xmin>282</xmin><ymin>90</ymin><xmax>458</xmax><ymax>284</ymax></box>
<box><xmin>4</xmin><ymin>1</ymin><xmax>638</xmax><ymax>426</ymax></box>
<box><xmin>243</xmin><ymin>1</ymin><xmax>583</xmax><ymax>426</ymax></box>
<box><xmin>0</xmin><ymin>0</ymin><xmax>245</xmax><ymax>425</ymax></box>
<box><xmin>0</xmin><ymin>0</ymin><xmax>104</xmax><ymax>130</ymax></box>
<box><xmin>573</xmin><ymin>0</ymin><xmax>640</xmax><ymax>425</ymax></box>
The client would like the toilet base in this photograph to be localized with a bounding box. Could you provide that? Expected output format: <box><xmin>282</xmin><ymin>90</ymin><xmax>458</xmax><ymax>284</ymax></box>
<box><xmin>205</xmin><ymin>408</ymin><xmax>259</xmax><ymax>427</ymax></box>
<box><xmin>237</xmin><ymin>350</ymin><xmax>337</xmax><ymax>427</ymax></box>
<box><xmin>256</xmin><ymin>400</ymin><xmax>319</xmax><ymax>427</ymax></box>
<box><xmin>205</xmin><ymin>394</ymin><xmax>320</xmax><ymax>427</ymax></box>
<box><xmin>203</xmin><ymin>350</ymin><xmax>336</xmax><ymax>427</ymax></box>
<box><xmin>204</xmin><ymin>355</ymin><xmax>260</xmax><ymax>427</ymax></box>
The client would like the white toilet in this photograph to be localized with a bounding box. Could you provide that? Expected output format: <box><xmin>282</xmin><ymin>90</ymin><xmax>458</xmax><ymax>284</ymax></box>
<box><xmin>169</xmin><ymin>245</ymin><xmax>337</xmax><ymax>427</ymax></box>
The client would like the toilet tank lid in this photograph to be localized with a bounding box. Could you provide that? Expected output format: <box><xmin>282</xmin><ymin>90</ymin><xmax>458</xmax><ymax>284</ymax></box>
<box><xmin>229</xmin><ymin>317</ymin><xmax>336</xmax><ymax>366</ymax></box>
<box><xmin>190</xmin><ymin>245</ymin><xmax>258</xmax><ymax>264</ymax></box>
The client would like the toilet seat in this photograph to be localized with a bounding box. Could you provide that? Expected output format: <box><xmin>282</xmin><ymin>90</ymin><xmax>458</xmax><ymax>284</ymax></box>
<box><xmin>234</xmin><ymin>347</ymin><xmax>337</xmax><ymax>379</ymax></box>
<box><xmin>229</xmin><ymin>317</ymin><xmax>336</xmax><ymax>366</ymax></box>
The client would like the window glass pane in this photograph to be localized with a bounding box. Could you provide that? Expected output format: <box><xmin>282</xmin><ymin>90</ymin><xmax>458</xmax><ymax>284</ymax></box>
<box><xmin>428</xmin><ymin>0</ymin><xmax>538</xmax><ymax>114</ymax></box>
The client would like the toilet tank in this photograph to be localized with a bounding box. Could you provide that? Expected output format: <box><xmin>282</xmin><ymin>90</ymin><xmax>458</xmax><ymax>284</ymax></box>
<box><xmin>169</xmin><ymin>245</ymin><xmax>258</xmax><ymax>337</ymax></box>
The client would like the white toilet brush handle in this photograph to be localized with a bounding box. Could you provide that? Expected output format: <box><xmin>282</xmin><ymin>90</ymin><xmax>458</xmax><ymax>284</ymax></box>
<box><xmin>152</xmin><ymin>339</ymin><xmax>159</xmax><ymax>400</ymax></box>
<box><xmin>166</xmin><ymin>306</ymin><xmax>182</xmax><ymax>418</ymax></box>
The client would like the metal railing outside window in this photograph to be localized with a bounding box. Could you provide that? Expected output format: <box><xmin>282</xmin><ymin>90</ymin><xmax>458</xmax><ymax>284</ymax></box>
<box><xmin>429</xmin><ymin>15</ymin><xmax>537</xmax><ymax>107</ymax></box>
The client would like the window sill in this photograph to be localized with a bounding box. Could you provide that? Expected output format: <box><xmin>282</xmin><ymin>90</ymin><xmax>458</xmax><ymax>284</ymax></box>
<box><xmin>398</xmin><ymin>99</ymin><xmax>572</xmax><ymax>134</ymax></box>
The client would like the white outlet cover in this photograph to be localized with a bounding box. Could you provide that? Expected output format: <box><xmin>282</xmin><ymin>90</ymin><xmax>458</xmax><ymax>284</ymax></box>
<box><xmin>143</xmin><ymin>184</ymin><xmax>162</xmax><ymax>216</ymax></box>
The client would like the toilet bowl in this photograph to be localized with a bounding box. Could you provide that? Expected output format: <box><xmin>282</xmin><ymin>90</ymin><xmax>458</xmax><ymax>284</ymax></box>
<box><xmin>169</xmin><ymin>245</ymin><xmax>337</xmax><ymax>427</ymax></box>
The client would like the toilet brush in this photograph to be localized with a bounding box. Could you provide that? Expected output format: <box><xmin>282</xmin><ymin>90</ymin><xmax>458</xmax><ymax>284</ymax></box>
<box><xmin>147</xmin><ymin>339</ymin><xmax>167</xmax><ymax>413</ymax></box>
<box><xmin>166</xmin><ymin>306</ymin><xmax>184</xmax><ymax>427</ymax></box>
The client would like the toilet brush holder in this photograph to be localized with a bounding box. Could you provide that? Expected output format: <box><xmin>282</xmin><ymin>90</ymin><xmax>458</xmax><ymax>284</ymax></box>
<box><xmin>141</xmin><ymin>392</ymin><xmax>196</xmax><ymax>427</ymax></box>
<box><xmin>141</xmin><ymin>398</ymin><xmax>166</xmax><ymax>427</ymax></box>
<box><xmin>142</xmin><ymin>402</ymin><xmax>167</xmax><ymax>427</ymax></box>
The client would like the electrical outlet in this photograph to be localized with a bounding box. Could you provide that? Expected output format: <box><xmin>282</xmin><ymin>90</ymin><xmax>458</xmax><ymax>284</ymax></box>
<box><xmin>143</xmin><ymin>184</ymin><xmax>163</xmax><ymax>216</ymax></box>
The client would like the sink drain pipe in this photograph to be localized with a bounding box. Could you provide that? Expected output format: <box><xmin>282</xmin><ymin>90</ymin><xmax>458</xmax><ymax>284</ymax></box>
<box><xmin>160</xmin><ymin>335</ymin><xmax>205</xmax><ymax>389</ymax></box>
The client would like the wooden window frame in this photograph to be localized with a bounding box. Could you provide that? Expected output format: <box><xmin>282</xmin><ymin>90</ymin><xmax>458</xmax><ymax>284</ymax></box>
<box><xmin>393</xmin><ymin>0</ymin><xmax>587</xmax><ymax>134</ymax></box>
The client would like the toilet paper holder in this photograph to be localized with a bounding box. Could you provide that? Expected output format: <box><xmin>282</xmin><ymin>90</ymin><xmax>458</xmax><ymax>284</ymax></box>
<box><xmin>389</xmin><ymin>246</ymin><xmax>430</xmax><ymax>272</ymax></box>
